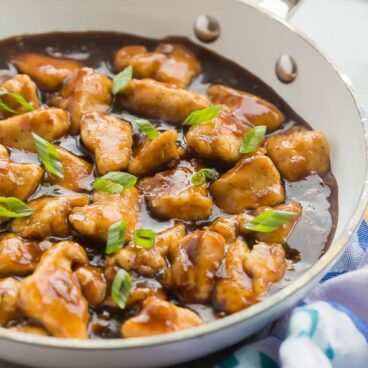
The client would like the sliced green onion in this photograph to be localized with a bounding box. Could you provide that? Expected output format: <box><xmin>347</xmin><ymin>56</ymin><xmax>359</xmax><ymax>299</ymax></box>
<box><xmin>93</xmin><ymin>172</ymin><xmax>137</xmax><ymax>194</ymax></box>
<box><xmin>183</xmin><ymin>105</ymin><xmax>222</xmax><ymax>126</ymax></box>
<box><xmin>239</xmin><ymin>125</ymin><xmax>267</xmax><ymax>154</ymax></box>
<box><xmin>0</xmin><ymin>197</ymin><xmax>34</xmax><ymax>218</ymax></box>
<box><xmin>0</xmin><ymin>90</ymin><xmax>34</xmax><ymax>113</ymax></box>
<box><xmin>111</xmin><ymin>269</ymin><xmax>132</xmax><ymax>309</ymax></box>
<box><xmin>112</xmin><ymin>65</ymin><xmax>133</xmax><ymax>95</ymax></box>
<box><xmin>106</xmin><ymin>220</ymin><xmax>128</xmax><ymax>254</ymax></box>
<box><xmin>32</xmin><ymin>133</ymin><xmax>64</xmax><ymax>179</ymax></box>
<box><xmin>191</xmin><ymin>168</ymin><xmax>218</xmax><ymax>186</ymax></box>
<box><xmin>134</xmin><ymin>229</ymin><xmax>156</xmax><ymax>250</ymax></box>
<box><xmin>244</xmin><ymin>210</ymin><xmax>296</xmax><ymax>233</ymax></box>
<box><xmin>134</xmin><ymin>119</ymin><xmax>160</xmax><ymax>140</ymax></box>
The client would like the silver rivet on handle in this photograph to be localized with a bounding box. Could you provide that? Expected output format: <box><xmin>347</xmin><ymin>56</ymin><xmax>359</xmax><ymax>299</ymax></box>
<box><xmin>193</xmin><ymin>15</ymin><xmax>221</xmax><ymax>43</ymax></box>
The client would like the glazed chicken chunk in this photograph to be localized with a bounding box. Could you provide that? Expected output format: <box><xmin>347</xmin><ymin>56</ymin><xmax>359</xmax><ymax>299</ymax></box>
<box><xmin>9</xmin><ymin>324</ymin><xmax>49</xmax><ymax>336</ymax></box>
<box><xmin>0</xmin><ymin>74</ymin><xmax>40</xmax><ymax>118</ymax></box>
<box><xmin>119</xmin><ymin>79</ymin><xmax>211</xmax><ymax>125</ymax></box>
<box><xmin>46</xmin><ymin>147</ymin><xmax>93</xmax><ymax>192</ymax></box>
<box><xmin>11</xmin><ymin>53</ymin><xmax>83</xmax><ymax>90</ymax></box>
<box><xmin>80</xmin><ymin>112</ymin><xmax>133</xmax><ymax>175</ymax></box>
<box><xmin>50</xmin><ymin>67</ymin><xmax>112</xmax><ymax>134</ymax></box>
<box><xmin>0</xmin><ymin>234</ymin><xmax>51</xmax><ymax>277</ymax></box>
<box><xmin>0</xmin><ymin>107</ymin><xmax>70</xmax><ymax>151</ymax></box>
<box><xmin>0</xmin><ymin>277</ymin><xmax>21</xmax><ymax>326</ymax></box>
<box><xmin>213</xmin><ymin>240</ymin><xmax>286</xmax><ymax>314</ymax></box>
<box><xmin>210</xmin><ymin>151</ymin><xmax>285</xmax><ymax>214</ymax></box>
<box><xmin>208</xmin><ymin>85</ymin><xmax>285</xmax><ymax>131</ymax></box>
<box><xmin>69</xmin><ymin>188</ymin><xmax>140</xmax><ymax>243</ymax></box>
<box><xmin>186</xmin><ymin>109</ymin><xmax>251</xmax><ymax>163</ymax></box>
<box><xmin>114</xmin><ymin>43</ymin><xmax>201</xmax><ymax>88</ymax></box>
<box><xmin>139</xmin><ymin>162</ymin><xmax>212</xmax><ymax>221</ymax></box>
<box><xmin>106</xmin><ymin>224</ymin><xmax>186</xmax><ymax>277</ymax></box>
<box><xmin>208</xmin><ymin>202</ymin><xmax>302</xmax><ymax>244</ymax></box>
<box><xmin>266</xmin><ymin>127</ymin><xmax>330</xmax><ymax>181</ymax></box>
<box><xmin>162</xmin><ymin>230</ymin><xmax>225</xmax><ymax>303</ymax></box>
<box><xmin>12</xmin><ymin>195</ymin><xmax>89</xmax><ymax>239</ymax></box>
<box><xmin>128</xmin><ymin>130</ymin><xmax>181</xmax><ymax>176</ymax></box>
<box><xmin>122</xmin><ymin>296</ymin><xmax>203</xmax><ymax>338</ymax></box>
<box><xmin>18</xmin><ymin>241</ymin><xmax>89</xmax><ymax>338</ymax></box>
<box><xmin>0</xmin><ymin>146</ymin><xmax>43</xmax><ymax>200</ymax></box>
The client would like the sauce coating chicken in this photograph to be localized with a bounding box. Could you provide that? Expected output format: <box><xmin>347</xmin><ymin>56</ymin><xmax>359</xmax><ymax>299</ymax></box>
<box><xmin>50</xmin><ymin>67</ymin><xmax>112</xmax><ymax>134</ymax></box>
<box><xmin>122</xmin><ymin>296</ymin><xmax>203</xmax><ymax>338</ymax></box>
<box><xmin>266</xmin><ymin>127</ymin><xmax>330</xmax><ymax>181</ymax></box>
<box><xmin>69</xmin><ymin>189</ymin><xmax>140</xmax><ymax>243</ymax></box>
<box><xmin>119</xmin><ymin>79</ymin><xmax>211</xmax><ymax>125</ymax></box>
<box><xmin>12</xmin><ymin>195</ymin><xmax>89</xmax><ymax>239</ymax></box>
<box><xmin>80</xmin><ymin>112</ymin><xmax>133</xmax><ymax>175</ymax></box>
<box><xmin>0</xmin><ymin>277</ymin><xmax>21</xmax><ymax>326</ymax></box>
<box><xmin>0</xmin><ymin>75</ymin><xmax>40</xmax><ymax>118</ymax></box>
<box><xmin>207</xmin><ymin>85</ymin><xmax>285</xmax><ymax>131</ymax></box>
<box><xmin>162</xmin><ymin>230</ymin><xmax>225</xmax><ymax>303</ymax></box>
<box><xmin>18</xmin><ymin>241</ymin><xmax>89</xmax><ymax>338</ymax></box>
<box><xmin>210</xmin><ymin>151</ymin><xmax>285</xmax><ymax>213</ymax></box>
<box><xmin>213</xmin><ymin>240</ymin><xmax>286</xmax><ymax>314</ymax></box>
<box><xmin>114</xmin><ymin>43</ymin><xmax>201</xmax><ymax>88</ymax></box>
<box><xmin>139</xmin><ymin>162</ymin><xmax>212</xmax><ymax>221</ymax></box>
<box><xmin>11</xmin><ymin>53</ymin><xmax>83</xmax><ymax>90</ymax></box>
<box><xmin>0</xmin><ymin>108</ymin><xmax>70</xmax><ymax>151</ymax></box>
<box><xmin>186</xmin><ymin>108</ymin><xmax>251</xmax><ymax>163</ymax></box>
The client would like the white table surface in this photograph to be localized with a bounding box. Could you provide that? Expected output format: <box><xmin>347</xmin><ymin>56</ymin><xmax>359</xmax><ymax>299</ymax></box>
<box><xmin>1</xmin><ymin>1</ymin><xmax>367</xmax><ymax>367</ymax></box>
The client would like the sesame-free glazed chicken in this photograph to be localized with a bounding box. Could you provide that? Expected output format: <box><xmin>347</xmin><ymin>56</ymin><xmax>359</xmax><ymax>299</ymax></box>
<box><xmin>0</xmin><ymin>32</ymin><xmax>337</xmax><ymax>340</ymax></box>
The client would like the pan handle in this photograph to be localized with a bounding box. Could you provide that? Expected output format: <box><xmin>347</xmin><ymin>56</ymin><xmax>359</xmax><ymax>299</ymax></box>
<box><xmin>243</xmin><ymin>0</ymin><xmax>301</xmax><ymax>19</ymax></box>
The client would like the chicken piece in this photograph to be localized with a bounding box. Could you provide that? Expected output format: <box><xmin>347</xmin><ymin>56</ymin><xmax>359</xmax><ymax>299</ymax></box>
<box><xmin>12</xmin><ymin>195</ymin><xmax>89</xmax><ymax>239</ymax></box>
<box><xmin>186</xmin><ymin>109</ymin><xmax>251</xmax><ymax>163</ymax></box>
<box><xmin>213</xmin><ymin>240</ymin><xmax>286</xmax><ymax>314</ymax></box>
<box><xmin>46</xmin><ymin>147</ymin><xmax>93</xmax><ymax>192</ymax></box>
<box><xmin>11</xmin><ymin>53</ymin><xmax>83</xmax><ymax>90</ymax></box>
<box><xmin>0</xmin><ymin>75</ymin><xmax>40</xmax><ymax>118</ymax></box>
<box><xmin>210</xmin><ymin>151</ymin><xmax>285</xmax><ymax>214</ymax></box>
<box><xmin>126</xmin><ymin>279</ymin><xmax>166</xmax><ymax>308</ymax></box>
<box><xmin>207</xmin><ymin>85</ymin><xmax>285</xmax><ymax>131</ymax></box>
<box><xmin>75</xmin><ymin>265</ymin><xmax>106</xmax><ymax>306</ymax></box>
<box><xmin>18</xmin><ymin>241</ymin><xmax>89</xmax><ymax>338</ymax></box>
<box><xmin>49</xmin><ymin>67</ymin><xmax>112</xmax><ymax>134</ymax></box>
<box><xmin>106</xmin><ymin>224</ymin><xmax>185</xmax><ymax>277</ymax></box>
<box><xmin>208</xmin><ymin>202</ymin><xmax>302</xmax><ymax>244</ymax></box>
<box><xmin>9</xmin><ymin>324</ymin><xmax>49</xmax><ymax>336</ymax></box>
<box><xmin>0</xmin><ymin>277</ymin><xmax>21</xmax><ymax>326</ymax></box>
<box><xmin>80</xmin><ymin>112</ymin><xmax>132</xmax><ymax>175</ymax></box>
<box><xmin>0</xmin><ymin>234</ymin><xmax>51</xmax><ymax>277</ymax></box>
<box><xmin>114</xmin><ymin>43</ymin><xmax>201</xmax><ymax>88</ymax></box>
<box><xmin>69</xmin><ymin>188</ymin><xmax>139</xmax><ymax>243</ymax></box>
<box><xmin>0</xmin><ymin>108</ymin><xmax>70</xmax><ymax>151</ymax></box>
<box><xmin>139</xmin><ymin>162</ymin><xmax>212</xmax><ymax>221</ymax></box>
<box><xmin>128</xmin><ymin>130</ymin><xmax>180</xmax><ymax>176</ymax></box>
<box><xmin>119</xmin><ymin>79</ymin><xmax>211</xmax><ymax>125</ymax></box>
<box><xmin>0</xmin><ymin>153</ymin><xmax>43</xmax><ymax>201</ymax></box>
<box><xmin>122</xmin><ymin>296</ymin><xmax>203</xmax><ymax>338</ymax></box>
<box><xmin>266</xmin><ymin>127</ymin><xmax>330</xmax><ymax>181</ymax></box>
<box><xmin>162</xmin><ymin>230</ymin><xmax>225</xmax><ymax>303</ymax></box>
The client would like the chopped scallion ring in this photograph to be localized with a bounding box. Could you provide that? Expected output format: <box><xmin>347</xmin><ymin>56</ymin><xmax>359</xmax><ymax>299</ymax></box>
<box><xmin>244</xmin><ymin>210</ymin><xmax>296</xmax><ymax>233</ymax></box>
<box><xmin>111</xmin><ymin>269</ymin><xmax>131</xmax><ymax>309</ymax></box>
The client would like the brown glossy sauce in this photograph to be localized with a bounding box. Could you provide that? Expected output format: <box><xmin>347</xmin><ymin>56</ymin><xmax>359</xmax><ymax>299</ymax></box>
<box><xmin>0</xmin><ymin>32</ymin><xmax>338</xmax><ymax>336</ymax></box>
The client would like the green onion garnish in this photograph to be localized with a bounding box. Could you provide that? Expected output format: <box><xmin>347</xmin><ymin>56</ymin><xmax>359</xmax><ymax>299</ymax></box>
<box><xmin>0</xmin><ymin>90</ymin><xmax>34</xmax><ymax>113</ymax></box>
<box><xmin>0</xmin><ymin>197</ymin><xmax>34</xmax><ymax>218</ymax></box>
<box><xmin>112</xmin><ymin>65</ymin><xmax>133</xmax><ymax>95</ymax></box>
<box><xmin>111</xmin><ymin>269</ymin><xmax>131</xmax><ymax>309</ymax></box>
<box><xmin>32</xmin><ymin>133</ymin><xmax>64</xmax><ymax>179</ymax></box>
<box><xmin>134</xmin><ymin>229</ymin><xmax>156</xmax><ymax>250</ymax></box>
<box><xmin>93</xmin><ymin>172</ymin><xmax>137</xmax><ymax>194</ymax></box>
<box><xmin>239</xmin><ymin>125</ymin><xmax>267</xmax><ymax>154</ymax></box>
<box><xmin>134</xmin><ymin>119</ymin><xmax>160</xmax><ymax>140</ymax></box>
<box><xmin>183</xmin><ymin>105</ymin><xmax>222</xmax><ymax>126</ymax></box>
<box><xmin>106</xmin><ymin>220</ymin><xmax>128</xmax><ymax>255</ymax></box>
<box><xmin>191</xmin><ymin>168</ymin><xmax>218</xmax><ymax>186</ymax></box>
<box><xmin>244</xmin><ymin>210</ymin><xmax>296</xmax><ymax>233</ymax></box>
